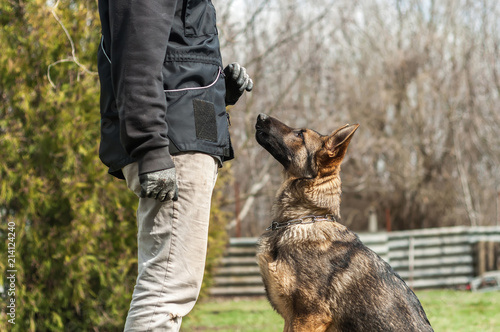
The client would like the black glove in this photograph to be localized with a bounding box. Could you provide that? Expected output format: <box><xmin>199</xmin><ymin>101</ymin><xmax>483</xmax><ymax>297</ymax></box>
<box><xmin>224</xmin><ymin>63</ymin><xmax>253</xmax><ymax>106</ymax></box>
<box><xmin>139</xmin><ymin>168</ymin><xmax>178</xmax><ymax>202</ymax></box>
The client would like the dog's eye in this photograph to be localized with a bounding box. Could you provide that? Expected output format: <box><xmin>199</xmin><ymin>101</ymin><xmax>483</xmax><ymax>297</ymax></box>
<box><xmin>293</xmin><ymin>130</ymin><xmax>305</xmax><ymax>142</ymax></box>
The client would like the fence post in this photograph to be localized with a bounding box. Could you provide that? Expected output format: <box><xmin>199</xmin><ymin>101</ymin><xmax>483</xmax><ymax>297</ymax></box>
<box><xmin>409</xmin><ymin>236</ymin><xmax>415</xmax><ymax>289</ymax></box>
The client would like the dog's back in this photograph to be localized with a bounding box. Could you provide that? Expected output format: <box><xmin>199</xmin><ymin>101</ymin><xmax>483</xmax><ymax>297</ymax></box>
<box><xmin>255</xmin><ymin>114</ymin><xmax>433</xmax><ymax>332</ymax></box>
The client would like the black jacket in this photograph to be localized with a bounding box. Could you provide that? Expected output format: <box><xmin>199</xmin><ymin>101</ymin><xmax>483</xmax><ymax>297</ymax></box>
<box><xmin>97</xmin><ymin>0</ymin><xmax>232</xmax><ymax>179</ymax></box>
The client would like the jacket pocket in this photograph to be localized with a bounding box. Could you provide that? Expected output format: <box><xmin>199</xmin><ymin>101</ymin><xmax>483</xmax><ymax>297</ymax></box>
<box><xmin>184</xmin><ymin>0</ymin><xmax>217</xmax><ymax>37</ymax></box>
<box><xmin>164</xmin><ymin>66</ymin><xmax>229</xmax><ymax>154</ymax></box>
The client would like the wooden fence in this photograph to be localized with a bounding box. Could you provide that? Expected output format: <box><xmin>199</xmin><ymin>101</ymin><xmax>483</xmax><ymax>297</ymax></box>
<box><xmin>210</xmin><ymin>226</ymin><xmax>500</xmax><ymax>296</ymax></box>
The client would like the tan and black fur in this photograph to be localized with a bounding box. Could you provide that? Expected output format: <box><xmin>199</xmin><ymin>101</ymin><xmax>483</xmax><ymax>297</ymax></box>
<box><xmin>255</xmin><ymin>114</ymin><xmax>433</xmax><ymax>332</ymax></box>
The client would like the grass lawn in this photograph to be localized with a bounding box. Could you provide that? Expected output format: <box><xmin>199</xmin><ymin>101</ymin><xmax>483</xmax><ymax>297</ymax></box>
<box><xmin>417</xmin><ymin>290</ymin><xmax>500</xmax><ymax>332</ymax></box>
<box><xmin>181</xmin><ymin>290</ymin><xmax>500</xmax><ymax>331</ymax></box>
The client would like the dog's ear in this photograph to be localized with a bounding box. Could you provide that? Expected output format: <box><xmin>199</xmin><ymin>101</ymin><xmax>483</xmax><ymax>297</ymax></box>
<box><xmin>324</xmin><ymin>124</ymin><xmax>359</xmax><ymax>162</ymax></box>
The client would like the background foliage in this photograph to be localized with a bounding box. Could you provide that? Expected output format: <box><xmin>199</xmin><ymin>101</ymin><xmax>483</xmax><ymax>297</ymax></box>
<box><xmin>218</xmin><ymin>0</ymin><xmax>500</xmax><ymax>233</ymax></box>
<box><xmin>0</xmin><ymin>0</ymin><xmax>137</xmax><ymax>330</ymax></box>
<box><xmin>0</xmin><ymin>0</ymin><xmax>231</xmax><ymax>330</ymax></box>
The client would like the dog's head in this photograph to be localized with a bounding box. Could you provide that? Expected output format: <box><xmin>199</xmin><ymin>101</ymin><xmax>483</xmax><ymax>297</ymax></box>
<box><xmin>255</xmin><ymin>113</ymin><xmax>358</xmax><ymax>180</ymax></box>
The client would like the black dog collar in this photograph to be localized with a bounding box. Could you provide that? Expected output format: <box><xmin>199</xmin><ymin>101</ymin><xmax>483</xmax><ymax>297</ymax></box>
<box><xmin>266</xmin><ymin>214</ymin><xmax>337</xmax><ymax>231</ymax></box>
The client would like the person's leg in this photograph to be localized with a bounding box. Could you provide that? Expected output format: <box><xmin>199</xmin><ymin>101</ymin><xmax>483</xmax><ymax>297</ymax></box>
<box><xmin>122</xmin><ymin>152</ymin><xmax>218</xmax><ymax>331</ymax></box>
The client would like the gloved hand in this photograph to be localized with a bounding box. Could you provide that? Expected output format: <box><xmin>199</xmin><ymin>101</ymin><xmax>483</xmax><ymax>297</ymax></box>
<box><xmin>139</xmin><ymin>168</ymin><xmax>179</xmax><ymax>202</ymax></box>
<box><xmin>224</xmin><ymin>63</ymin><xmax>253</xmax><ymax>106</ymax></box>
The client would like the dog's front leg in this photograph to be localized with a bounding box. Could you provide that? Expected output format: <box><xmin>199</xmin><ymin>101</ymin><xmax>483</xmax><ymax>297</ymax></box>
<box><xmin>286</xmin><ymin>317</ymin><xmax>331</xmax><ymax>332</ymax></box>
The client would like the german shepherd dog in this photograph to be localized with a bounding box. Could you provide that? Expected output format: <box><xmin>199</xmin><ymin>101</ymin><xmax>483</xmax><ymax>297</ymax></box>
<box><xmin>255</xmin><ymin>114</ymin><xmax>433</xmax><ymax>332</ymax></box>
